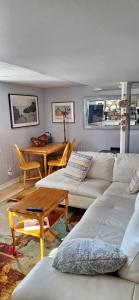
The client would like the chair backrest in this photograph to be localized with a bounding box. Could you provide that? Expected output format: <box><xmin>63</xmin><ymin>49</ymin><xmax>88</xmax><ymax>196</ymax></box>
<box><xmin>68</xmin><ymin>138</ymin><xmax>77</xmax><ymax>159</ymax></box>
<box><xmin>14</xmin><ymin>144</ymin><xmax>26</xmax><ymax>168</ymax></box>
<box><xmin>59</xmin><ymin>143</ymin><xmax>70</xmax><ymax>166</ymax></box>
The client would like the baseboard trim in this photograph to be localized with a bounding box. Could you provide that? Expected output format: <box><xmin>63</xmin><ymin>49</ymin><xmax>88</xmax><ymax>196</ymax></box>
<box><xmin>0</xmin><ymin>177</ymin><xmax>19</xmax><ymax>190</ymax></box>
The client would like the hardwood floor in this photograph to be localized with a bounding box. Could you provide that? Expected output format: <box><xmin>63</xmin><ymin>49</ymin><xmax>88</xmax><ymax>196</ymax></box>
<box><xmin>0</xmin><ymin>181</ymin><xmax>36</xmax><ymax>203</ymax></box>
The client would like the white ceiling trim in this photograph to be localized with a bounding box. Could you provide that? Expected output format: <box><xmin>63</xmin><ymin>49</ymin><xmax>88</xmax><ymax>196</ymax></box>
<box><xmin>0</xmin><ymin>61</ymin><xmax>81</xmax><ymax>88</ymax></box>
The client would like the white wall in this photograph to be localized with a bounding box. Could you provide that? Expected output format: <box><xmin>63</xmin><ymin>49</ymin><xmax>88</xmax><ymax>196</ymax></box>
<box><xmin>1</xmin><ymin>83</ymin><xmax>139</xmax><ymax>186</ymax></box>
<box><xmin>44</xmin><ymin>85</ymin><xmax>139</xmax><ymax>153</ymax></box>
<box><xmin>44</xmin><ymin>86</ymin><xmax>120</xmax><ymax>150</ymax></box>
<box><xmin>0</xmin><ymin>82</ymin><xmax>45</xmax><ymax>185</ymax></box>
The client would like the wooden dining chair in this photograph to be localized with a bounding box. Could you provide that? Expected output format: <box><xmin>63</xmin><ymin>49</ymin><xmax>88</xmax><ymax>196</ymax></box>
<box><xmin>68</xmin><ymin>138</ymin><xmax>77</xmax><ymax>159</ymax></box>
<box><xmin>14</xmin><ymin>144</ymin><xmax>42</xmax><ymax>187</ymax></box>
<box><xmin>48</xmin><ymin>143</ymin><xmax>70</xmax><ymax>174</ymax></box>
<box><xmin>49</xmin><ymin>138</ymin><xmax>77</xmax><ymax>161</ymax></box>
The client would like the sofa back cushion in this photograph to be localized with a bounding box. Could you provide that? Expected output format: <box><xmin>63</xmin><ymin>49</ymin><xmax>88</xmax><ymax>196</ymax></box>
<box><xmin>113</xmin><ymin>153</ymin><xmax>139</xmax><ymax>183</ymax></box>
<box><xmin>82</xmin><ymin>152</ymin><xmax>115</xmax><ymax>182</ymax></box>
<box><xmin>118</xmin><ymin>207</ymin><xmax>139</xmax><ymax>283</ymax></box>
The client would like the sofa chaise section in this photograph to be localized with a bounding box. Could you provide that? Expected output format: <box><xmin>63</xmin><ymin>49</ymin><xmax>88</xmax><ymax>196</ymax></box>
<box><xmin>12</xmin><ymin>256</ymin><xmax>138</xmax><ymax>300</ymax></box>
<box><xmin>12</xmin><ymin>152</ymin><xmax>139</xmax><ymax>300</ymax></box>
<box><xmin>36</xmin><ymin>152</ymin><xmax>115</xmax><ymax>209</ymax></box>
<box><xmin>12</xmin><ymin>188</ymin><xmax>138</xmax><ymax>300</ymax></box>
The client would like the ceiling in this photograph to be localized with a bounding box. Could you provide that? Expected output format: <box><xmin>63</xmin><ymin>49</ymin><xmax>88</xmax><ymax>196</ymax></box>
<box><xmin>0</xmin><ymin>0</ymin><xmax>139</xmax><ymax>89</ymax></box>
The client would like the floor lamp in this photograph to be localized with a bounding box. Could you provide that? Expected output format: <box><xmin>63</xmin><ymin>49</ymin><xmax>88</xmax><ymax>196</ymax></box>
<box><xmin>62</xmin><ymin>108</ymin><xmax>67</xmax><ymax>144</ymax></box>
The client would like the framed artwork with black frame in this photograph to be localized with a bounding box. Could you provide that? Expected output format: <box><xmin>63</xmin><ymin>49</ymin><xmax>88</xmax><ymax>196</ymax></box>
<box><xmin>52</xmin><ymin>101</ymin><xmax>75</xmax><ymax>123</ymax></box>
<box><xmin>8</xmin><ymin>94</ymin><xmax>40</xmax><ymax>128</ymax></box>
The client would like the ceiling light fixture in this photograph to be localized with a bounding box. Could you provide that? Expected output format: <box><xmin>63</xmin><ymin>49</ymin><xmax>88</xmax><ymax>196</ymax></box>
<box><xmin>93</xmin><ymin>87</ymin><xmax>103</xmax><ymax>91</ymax></box>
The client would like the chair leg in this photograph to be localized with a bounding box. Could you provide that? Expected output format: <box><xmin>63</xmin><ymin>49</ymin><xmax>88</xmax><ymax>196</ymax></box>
<box><xmin>23</xmin><ymin>171</ymin><xmax>26</xmax><ymax>188</ymax></box>
<box><xmin>48</xmin><ymin>166</ymin><xmax>53</xmax><ymax>174</ymax></box>
<box><xmin>48</xmin><ymin>166</ymin><xmax>51</xmax><ymax>175</ymax></box>
<box><xmin>19</xmin><ymin>169</ymin><xmax>22</xmax><ymax>183</ymax></box>
<box><xmin>38</xmin><ymin>168</ymin><xmax>42</xmax><ymax>179</ymax></box>
<box><xmin>27</xmin><ymin>169</ymin><xmax>31</xmax><ymax>179</ymax></box>
<box><xmin>35</xmin><ymin>168</ymin><xmax>38</xmax><ymax>177</ymax></box>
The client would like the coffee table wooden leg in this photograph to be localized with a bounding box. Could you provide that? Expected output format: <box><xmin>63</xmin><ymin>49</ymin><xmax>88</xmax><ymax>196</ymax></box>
<box><xmin>39</xmin><ymin>216</ymin><xmax>44</xmax><ymax>259</ymax></box>
<box><xmin>64</xmin><ymin>193</ymin><xmax>69</xmax><ymax>229</ymax></box>
<box><xmin>8</xmin><ymin>211</ymin><xmax>16</xmax><ymax>256</ymax></box>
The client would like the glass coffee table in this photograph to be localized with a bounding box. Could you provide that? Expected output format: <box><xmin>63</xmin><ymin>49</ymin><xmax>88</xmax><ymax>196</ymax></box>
<box><xmin>8</xmin><ymin>188</ymin><xmax>68</xmax><ymax>259</ymax></box>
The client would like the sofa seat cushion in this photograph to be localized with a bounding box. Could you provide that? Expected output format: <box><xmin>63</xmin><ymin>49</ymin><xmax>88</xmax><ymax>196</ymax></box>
<box><xmin>12</xmin><ymin>257</ymin><xmax>136</xmax><ymax>300</ymax></box>
<box><xmin>64</xmin><ymin>193</ymin><xmax>135</xmax><ymax>247</ymax></box>
<box><xmin>113</xmin><ymin>153</ymin><xmax>139</xmax><ymax>183</ymax></box>
<box><xmin>36</xmin><ymin>168</ymin><xmax>110</xmax><ymax>199</ymax></box>
<box><xmin>77</xmin><ymin>178</ymin><xmax>110</xmax><ymax>198</ymax></box>
<box><xmin>103</xmin><ymin>182</ymin><xmax>136</xmax><ymax>201</ymax></box>
<box><xmin>66</xmin><ymin>194</ymin><xmax>96</xmax><ymax>209</ymax></box>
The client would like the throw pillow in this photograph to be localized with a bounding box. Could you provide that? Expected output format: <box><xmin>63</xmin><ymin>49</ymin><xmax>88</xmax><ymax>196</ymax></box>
<box><xmin>52</xmin><ymin>238</ymin><xmax>127</xmax><ymax>275</ymax></box>
<box><xmin>118</xmin><ymin>209</ymin><xmax>139</xmax><ymax>283</ymax></box>
<box><xmin>129</xmin><ymin>172</ymin><xmax>139</xmax><ymax>194</ymax></box>
<box><xmin>63</xmin><ymin>152</ymin><xmax>92</xmax><ymax>181</ymax></box>
<box><xmin>135</xmin><ymin>192</ymin><xmax>139</xmax><ymax>211</ymax></box>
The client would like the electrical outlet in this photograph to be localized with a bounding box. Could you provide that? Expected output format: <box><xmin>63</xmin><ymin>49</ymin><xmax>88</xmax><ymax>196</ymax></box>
<box><xmin>8</xmin><ymin>168</ymin><xmax>13</xmax><ymax>176</ymax></box>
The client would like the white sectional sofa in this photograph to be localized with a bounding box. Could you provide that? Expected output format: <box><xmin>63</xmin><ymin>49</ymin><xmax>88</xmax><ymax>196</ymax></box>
<box><xmin>36</xmin><ymin>152</ymin><xmax>115</xmax><ymax>209</ymax></box>
<box><xmin>12</xmin><ymin>152</ymin><xmax>139</xmax><ymax>300</ymax></box>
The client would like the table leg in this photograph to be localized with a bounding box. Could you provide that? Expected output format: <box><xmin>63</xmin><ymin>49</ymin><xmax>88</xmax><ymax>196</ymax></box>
<box><xmin>8</xmin><ymin>211</ymin><xmax>16</xmax><ymax>256</ymax></box>
<box><xmin>43</xmin><ymin>155</ymin><xmax>47</xmax><ymax>177</ymax></box>
<box><xmin>39</xmin><ymin>216</ymin><xmax>44</xmax><ymax>259</ymax></box>
<box><xmin>64</xmin><ymin>192</ymin><xmax>69</xmax><ymax>230</ymax></box>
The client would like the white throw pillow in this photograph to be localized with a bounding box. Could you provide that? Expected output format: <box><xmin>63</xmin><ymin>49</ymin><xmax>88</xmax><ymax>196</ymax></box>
<box><xmin>63</xmin><ymin>152</ymin><xmax>92</xmax><ymax>182</ymax></box>
<box><xmin>129</xmin><ymin>170</ymin><xmax>139</xmax><ymax>194</ymax></box>
<box><xmin>135</xmin><ymin>192</ymin><xmax>139</xmax><ymax>211</ymax></box>
<box><xmin>113</xmin><ymin>154</ymin><xmax>139</xmax><ymax>183</ymax></box>
<box><xmin>118</xmin><ymin>209</ymin><xmax>139</xmax><ymax>283</ymax></box>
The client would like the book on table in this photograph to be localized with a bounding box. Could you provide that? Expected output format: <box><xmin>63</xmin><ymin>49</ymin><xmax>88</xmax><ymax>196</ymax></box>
<box><xmin>23</xmin><ymin>217</ymin><xmax>50</xmax><ymax>231</ymax></box>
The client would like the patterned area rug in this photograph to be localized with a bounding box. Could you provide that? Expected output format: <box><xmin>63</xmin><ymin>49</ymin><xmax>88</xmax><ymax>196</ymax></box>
<box><xmin>0</xmin><ymin>190</ymin><xmax>85</xmax><ymax>300</ymax></box>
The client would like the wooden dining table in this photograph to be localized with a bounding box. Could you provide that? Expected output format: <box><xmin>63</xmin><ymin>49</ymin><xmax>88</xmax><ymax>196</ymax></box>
<box><xmin>22</xmin><ymin>143</ymin><xmax>65</xmax><ymax>177</ymax></box>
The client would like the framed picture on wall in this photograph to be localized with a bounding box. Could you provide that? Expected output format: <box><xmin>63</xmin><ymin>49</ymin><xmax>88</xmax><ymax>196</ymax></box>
<box><xmin>52</xmin><ymin>101</ymin><xmax>75</xmax><ymax>123</ymax></box>
<box><xmin>8</xmin><ymin>94</ymin><xmax>40</xmax><ymax>128</ymax></box>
